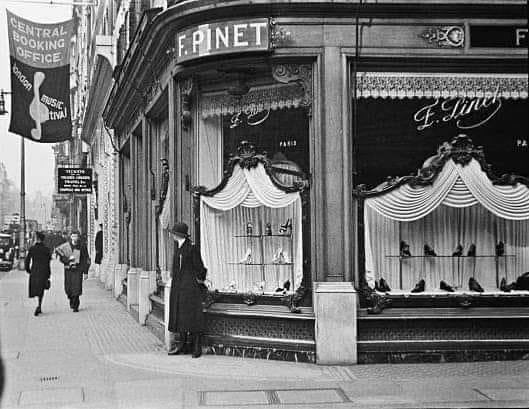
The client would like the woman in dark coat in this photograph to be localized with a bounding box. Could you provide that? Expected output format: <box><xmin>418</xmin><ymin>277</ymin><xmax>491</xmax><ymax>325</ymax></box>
<box><xmin>25</xmin><ymin>231</ymin><xmax>51</xmax><ymax>316</ymax></box>
<box><xmin>167</xmin><ymin>222</ymin><xmax>207</xmax><ymax>358</ymax></box>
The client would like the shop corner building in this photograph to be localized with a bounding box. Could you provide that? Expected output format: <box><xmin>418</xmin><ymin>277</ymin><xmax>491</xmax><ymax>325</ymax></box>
<box><xmin>86</xmin><ymin>0</ymin><xmax>529</xmax><ymax>364</ymax></box>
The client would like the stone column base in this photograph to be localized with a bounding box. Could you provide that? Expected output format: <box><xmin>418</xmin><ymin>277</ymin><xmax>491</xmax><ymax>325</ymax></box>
<box><xmin>314</xmin><ymin>282</ymin><xmax>358</xmax><ymax>365</ymax></box>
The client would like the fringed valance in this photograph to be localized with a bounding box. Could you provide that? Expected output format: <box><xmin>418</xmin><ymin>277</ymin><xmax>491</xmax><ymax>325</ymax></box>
<box><xmin>356</xmin><ymin>72</ymin><xmax>528</xmax><ymax>100</ymax></box>
<box><xmin>201</xmin><ymin>83</ymin><xmax>304</xmax><ymax>118</ymax></box>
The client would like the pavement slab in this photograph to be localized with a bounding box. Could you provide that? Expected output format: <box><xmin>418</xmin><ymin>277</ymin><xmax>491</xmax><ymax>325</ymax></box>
<box><xmin>2</xmin><ymin>261</ymin><xmax>529</xmax><ymax>409</ymax></box>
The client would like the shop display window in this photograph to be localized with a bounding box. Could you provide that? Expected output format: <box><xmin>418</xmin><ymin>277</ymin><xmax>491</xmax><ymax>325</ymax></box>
<box><xmin>353</xmin><ymin>72</ymin><xmax>529</xmax><ymax>294</ymax></box>
<box><xmin>196</xmin><ymin>82</ymin><xmax>310</xmax><ymax>294</ymax></box>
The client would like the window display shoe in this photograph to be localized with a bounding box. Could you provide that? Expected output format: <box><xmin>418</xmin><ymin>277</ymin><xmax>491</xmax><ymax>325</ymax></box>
<box><xmin>452</xmin><ymin>244</ymin><xmax>463</xmax><ymax>257</ymax></box>
<box><xmin>495</xmin><ymin>241</ymin><xmax>505</xmax><ymax>257</ymax></box>
<box><xmin>500</xmin><ymin>277</ymin><xmax>515</xmax><ymax>292</ymax></box>
<box><xmin>469</xmin><ymin>277</ymin><xmax>484</xmax><ymax>292</ymax></box>
<box><xmin>440</xmin><ymin>280</ymin><xmax>455</xmax><ymax>292</ymax></box>
<box><xmin>400</xmin><ymin>241</ymin><xmax>411</xmax><ymax>257</ymax></box>
<box><xmin>378</xmin><ymin>278</ymin><xmax>391</xmax><ymax>292</ymax></box>
<box><xmin>467</xmin><ymin>244</ymin><xmax>476</xmax><ymax>257</ymax></box>
<box><xmin>410</xmin><ymin>279</ymin><xmax>425</xmax><ymax>293</ymax></box>
<box><xmin>424</xmin><ymin>244</ymin><xmax>437</xmax><ymax>256</ymax></box>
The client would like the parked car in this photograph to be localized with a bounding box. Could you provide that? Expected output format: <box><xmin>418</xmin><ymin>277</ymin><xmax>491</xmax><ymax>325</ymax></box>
<box><xmin>0</xmin><ymin>233</ymin><xmax>14</xmax><ymax>271</ymax></box>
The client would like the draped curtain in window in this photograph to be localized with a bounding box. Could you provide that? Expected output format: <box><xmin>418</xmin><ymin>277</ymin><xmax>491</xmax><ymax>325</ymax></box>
<box><xmin>200</xmin><ymin>164</ymin><xmax>303</xmax><ymax>293</ymax></box>
<box><xmin>364</xmin><ymin>159</ymin><xmax>529</xmax><ymax>291</ymax></box>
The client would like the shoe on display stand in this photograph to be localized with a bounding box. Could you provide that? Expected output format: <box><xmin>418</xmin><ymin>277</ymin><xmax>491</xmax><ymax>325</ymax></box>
<box><xmin>410</xmin><ymin>279</ymin><xmax>425</xmax><ymax>293</ymax></box>
<box><xmin>467</xmin><ymin>244</ymin><xmax>476</xmax><ymax>257</ymax></box>
<box><xmin>378</xmin><ymin>278</ymin><xmax>391</xmax><ymax>292</ymax></box>
<box><xmin>469</xmin><ymin>277</ymin><xmax>484</xmax><ymax>292</ymax></box>
<box><xmin>452</xmin><ymin>244</ymin><xmax>463</xmax><ymax>257</ymax></box>
<box><xmin>500</xmin><ymin>277</ymin><xmax>516</xmax><ymax>292</ymax></box>
<box><xmin>239</xmin><ymin>248</ymin><xmax>252</xmax><ymax>264</ymax></box>
<box><xmin>440</xmin><ymin>280</ymin><xmax>455</xmax><ymax>292</ymax></box>
<box><xmin>424</xmin><ymin>244</ymin><xmax>437</xmax><ymax>256</ymax></box>
<box><xmin>400</xmin><ymin>241</ymin><xmax>411</xmax><ymax>257</ymax></box>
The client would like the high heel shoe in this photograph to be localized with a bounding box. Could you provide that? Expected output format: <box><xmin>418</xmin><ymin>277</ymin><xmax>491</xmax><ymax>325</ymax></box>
<box><xmin>410</xmin><ymin>279</ymin><xmax>425</xmax><ymax>293</ymax></box>
<box><xmin>440</xmin><ymin>280</ymin><xmax>455</xmax><ymax>292</ymax></box>
<box><xmin>469</xmin><ymin>277</ymin><xmax>484</xmax><ymax>292</ymax></box>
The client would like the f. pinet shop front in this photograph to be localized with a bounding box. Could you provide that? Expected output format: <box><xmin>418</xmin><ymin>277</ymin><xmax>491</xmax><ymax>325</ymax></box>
<box><xmin>353</xmin><ymin>70</ymin><xmax>529</xmax><ymax>362</ymax></box>
<box><xmin>104</xmin><ymin>0</ymin><xmax>527</xmax><ymax>364</ymax></box>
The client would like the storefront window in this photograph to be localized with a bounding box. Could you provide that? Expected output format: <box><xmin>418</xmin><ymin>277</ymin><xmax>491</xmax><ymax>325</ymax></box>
<box><xmin>353</xmin><ymin>72</ymin><xmax>529</xmax><ymax>292</ymax></box>
<box><xmin>197</xmin><ymin>81</ymin><xmax>310</xmax><ymax>294</ymax></box>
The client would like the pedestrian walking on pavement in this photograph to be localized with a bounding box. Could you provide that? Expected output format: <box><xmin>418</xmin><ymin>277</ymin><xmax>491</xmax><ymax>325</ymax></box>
<box><xmin>167</xmin><ymin>222</ymin><xmax>207</xmax><ymax>358</ymax></box>
<box><xmin>56</xmin><ymin>231</ymin><xmax>90</xmax><ymax>312</ymax></box>
<box><xmin>24</xmin><ymin>231</ymin><xmax>51</xmax><ymax>316</ymax></box>
<box><xmin>94</xmin><ymin>223</ymin><xmax>103</xmax><ymax>276</ymax></box>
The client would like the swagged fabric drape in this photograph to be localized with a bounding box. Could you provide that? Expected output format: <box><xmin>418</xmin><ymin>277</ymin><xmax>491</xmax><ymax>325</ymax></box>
<box><xmin>200</xmin><ymin>163</ymin><xmax>303</xmax><ymax>292</ymax></box>
<box><xmin>364</xmin><ymin>159</ymin><xmax>529</xmax><ymax>291</ymax></box>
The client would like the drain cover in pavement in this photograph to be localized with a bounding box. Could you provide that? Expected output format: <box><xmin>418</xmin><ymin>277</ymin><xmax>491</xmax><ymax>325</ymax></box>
<box><xmin>199</xmin><ymin>388</ymin><xmax>348</xmax><ymax>406</ymax></box>
<box><xmin>18</xmin><ymin>387</ymin><xmax>84</xmax><ymax>406</ymax></box>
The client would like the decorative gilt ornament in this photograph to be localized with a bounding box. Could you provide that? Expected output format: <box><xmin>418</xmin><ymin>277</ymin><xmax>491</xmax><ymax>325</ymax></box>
<box><xmin>270</xmin><ymin>19</ymin><xmax>292</xmax><ymax>48</ymax></box>
<box><xmin>420</xmin><ymin>26</ymin><xmax>465</xmax><ymax>48</ymax></box>
<box><xmin>180</xmin><ymin>77</ymin><xmax>194</xmax><ymax>131</ymax></box>
<box><xmin>272</xmin><ymin>64</ymin><xmax>312</xmax><ymax>116</ymax></box>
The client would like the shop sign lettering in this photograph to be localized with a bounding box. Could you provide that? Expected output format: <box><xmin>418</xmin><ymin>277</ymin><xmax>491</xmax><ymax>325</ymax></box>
<box><xmin>58</xmin><ymin>168</ymin><xmax>93</xmax><ymax>194</ymax></box>
<box><xmin>470</xmin><ymin>25</ymin><xmax>528</xmax><ymax>48</ymax></box>
<box><xmin>176</xmin><ymin>19</ymin><xmax>270</xmax><ymax>63</ymax></box>
<box><xmin>413</xmin><ymin>87</ymin><xmax>502</xmax><ymax>131</ymax></box>
<box><xmin>230</xmin><ymin>109</ymin><xmax>270</xmax><ymax>128</ymax></box>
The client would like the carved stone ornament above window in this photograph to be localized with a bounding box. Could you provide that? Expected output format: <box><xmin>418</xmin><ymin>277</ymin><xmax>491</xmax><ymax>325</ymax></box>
<box><xmin>272</xmin><ymin>64</ymin><xmax>312</xmax><ymax>116</ymax></box>
<box><xmin>420</xmin><ymin>26</ymin><xmax>465</xmax><ymax>48</ymax></box>
<box><xmin>356</xmin><ymin>72</ymin><xmax>528</xmax><ymax>100</ymax></box>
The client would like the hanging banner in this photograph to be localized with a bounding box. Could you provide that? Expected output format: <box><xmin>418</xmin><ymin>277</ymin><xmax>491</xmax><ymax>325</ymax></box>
<box><xmin>6</xmin><ymin>10</ymin><xmax>73</xmax><ymax>143</ymax></box>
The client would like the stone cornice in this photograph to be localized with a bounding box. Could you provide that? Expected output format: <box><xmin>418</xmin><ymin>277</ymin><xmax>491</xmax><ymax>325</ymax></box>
<box><xmin>102</xmin><ymin>0</ymin><xmax>527</xmax><ymax>130</ymax></box>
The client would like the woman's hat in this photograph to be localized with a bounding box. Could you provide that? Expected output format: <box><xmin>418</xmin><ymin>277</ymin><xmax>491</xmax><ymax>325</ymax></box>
<box><xmin>169</xmin><ymin>222</ymin><xmax>189</xmax><ymax>237</ymax></box>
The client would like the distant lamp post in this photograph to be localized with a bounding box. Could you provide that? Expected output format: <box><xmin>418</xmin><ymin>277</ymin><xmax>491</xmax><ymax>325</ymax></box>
<box><xmin>0</xmin><ymin>90</ymin><xmax>8</xmax><ymax>115</ymax></box>
<box><xmin>0</xmin><ymin>89</ymin><xmax>26</xmax><ymax>269</ymax></box>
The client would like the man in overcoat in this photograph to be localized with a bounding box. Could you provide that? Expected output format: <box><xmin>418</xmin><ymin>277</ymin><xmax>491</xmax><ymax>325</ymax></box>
<box><xmin>167</xmin><ymin>222</ymin><xmax>207</xmax><ymax>358</ymax></box>
<box><xmin>94</xmin><ymin>224</ymin><xmax>103</xmax><ymax>276</ymax></box>
<box><xmin>56</xmin><ymin>231</ymin><xmax>90</xmax><ymax>312</ymax></box>
<box><xmin>25</xmin><ymin>231</ymin><xmax>51</xmax><ymax>316</ymax></box>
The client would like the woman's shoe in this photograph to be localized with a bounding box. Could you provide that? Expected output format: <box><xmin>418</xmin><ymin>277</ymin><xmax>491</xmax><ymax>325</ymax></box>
<box><xmin>34</xmin><ymin>307</ymin><xmax>41</xmax><ymax>316</ymax></box>
<box><xmin>440</xmin><ymin>280</ymin><xmax>455</xmax><ymax>292</ymax></box>
<box><xmin>410</xmin><ymin>279</ymin><xmax>425</xmax><ymax>293</ymax></box>
<box><xmin>378</xmin><ymin>278</ymin><xmax>391</xmax><ymax>292</ymax></box>
<box><xmin>469</xmin><ymin>277</ymin><xmax>484</xmax><ymax>292</ymax></box>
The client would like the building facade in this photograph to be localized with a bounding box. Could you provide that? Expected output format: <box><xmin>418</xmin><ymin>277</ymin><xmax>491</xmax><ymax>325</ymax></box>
<box><xmin>101</xmin><ymin>1</ymin><xmax>528</xmax><ymax>364</ymax></box>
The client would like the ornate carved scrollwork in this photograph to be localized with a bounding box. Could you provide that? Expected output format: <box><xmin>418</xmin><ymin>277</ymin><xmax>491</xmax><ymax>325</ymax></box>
<box><xmin>272</xmin><ymin>64</ymin><xmax>312</xmax><ymax>116</ymax></box>
<box><xmin>203</xmin><ymin>289</ymin><xmax>221</xmax><ymax>309</ymax></box>
<box><xmin>180</xmin><ymin>78</ymin><xmax>194</xmax><ymax>131</ymax></box>
<box><xmin>353</xmin><ymin>134</ymin><xmax>529</xmax><ymax>198</ymax></box>
<box><xmin>419</xmin><ymin>26</ymin><xmax>465</xmax><ymax>48</ymax></box>
<box><xmin>357</xmin><ymin>279</ymin><xmax>392</xmax><ymax>315</ymax></box>
<box><xmin>281</xmin><ymin>284</ymin><xmax>309</xmax><ymax>313</ymax></box>
<box><xmin>157</xmin><ymin>158</ymin><xmax>170</xmax><ymax>215</ymax></box>
<box><xmin>270</xmin><ymin>19</ymin><xmax>292</xmax><ymax>48</ymax></box>
<box><xmin>123</xmin><ymin>194</ymin><xmax>132</xmax><ymax>226</ymax></box>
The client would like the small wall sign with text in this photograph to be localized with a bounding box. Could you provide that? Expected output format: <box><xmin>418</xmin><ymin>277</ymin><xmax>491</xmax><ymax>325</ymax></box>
<box><xmin>470</xmin><ymin>25</ymin><xmax>528</xmax><ymax>48</ymax></box>
<box><xmin>175</xmin><ymin>19</ymin><xmax>270</xmax><ymax>64</ymax></box>
<box><xmin>58</xmin><ymin>168</ymin><xmax>93</xmax><ymax>194</ymax></box>
<box><xmin>413</xmin><ymin>88</ymin><xmax>502</xmax><ymax>131</ymax></box>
